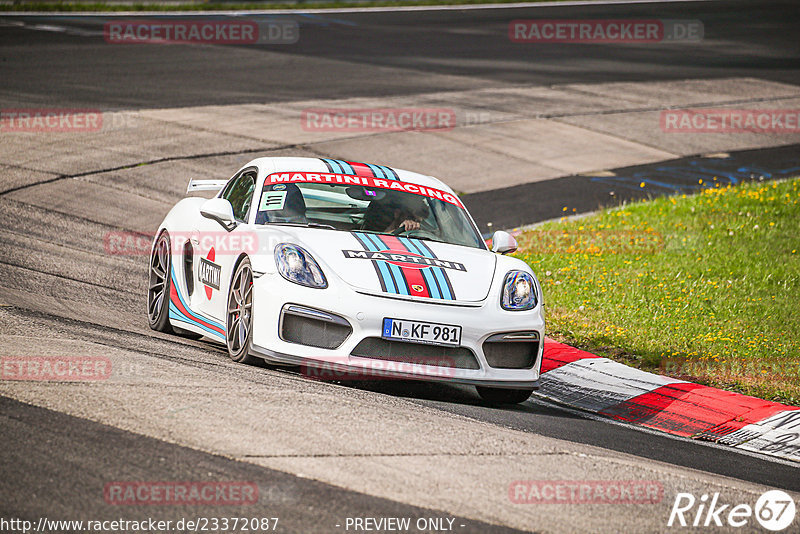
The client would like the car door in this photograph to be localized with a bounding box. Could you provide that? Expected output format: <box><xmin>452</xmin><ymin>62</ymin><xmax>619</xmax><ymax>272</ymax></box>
<box><xmin>192</xmin><ymin>168</ymin><xmax>258</xmax><ymax>322</ymax></box>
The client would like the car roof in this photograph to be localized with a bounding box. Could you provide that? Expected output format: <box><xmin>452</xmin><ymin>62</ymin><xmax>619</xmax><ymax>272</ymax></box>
<box><xmin>241</xmin><ymin>156</ymin><xmax>456</xmax><ymax>195</ymax></box>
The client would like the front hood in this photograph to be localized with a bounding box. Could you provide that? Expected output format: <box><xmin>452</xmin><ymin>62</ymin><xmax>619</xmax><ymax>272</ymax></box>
<box><xmin>283</xmin><ymin>229</ymin><xmax>497</xmax><ymax>303</ymax></box>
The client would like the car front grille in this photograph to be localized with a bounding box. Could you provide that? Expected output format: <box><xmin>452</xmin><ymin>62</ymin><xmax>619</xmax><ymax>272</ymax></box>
<box><xmin>482</xmin><ymin>332</ymin><xmax>540</xmax><ymax>369</ymax></box>
<box><xmin>350</xmin><ymin>337</ymin><xmax>480</xmax><ymax>370</ymax></box>
<box><xmin>280</xmin><ymin>306</ymin><xmax>352</xmax><ymax>350</ymax></box>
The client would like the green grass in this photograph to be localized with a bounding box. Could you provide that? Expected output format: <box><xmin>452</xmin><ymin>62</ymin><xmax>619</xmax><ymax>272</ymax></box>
<box><xmin>1</xmin><ymin>0</ymin><xmax>582</xmax><ymax>12</ymax></box>
<box><xmin>515</xmin><ymin>177</ymin><xmax>800</xmax><ymax>406</ymax></box>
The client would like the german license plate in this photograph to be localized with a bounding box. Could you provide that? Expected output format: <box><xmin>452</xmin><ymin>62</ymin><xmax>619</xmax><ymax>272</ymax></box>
<box><xmin>382</xmin><ymin>318</ymin><xmax>461</xmax><ymax>347</ymax></box>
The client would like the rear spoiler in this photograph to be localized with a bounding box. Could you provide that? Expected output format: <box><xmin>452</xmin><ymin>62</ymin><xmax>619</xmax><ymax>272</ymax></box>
<box><xmin>186</xmin><ymin>179</ymin><xmax>228</xmax><ymax>194</ymax></box>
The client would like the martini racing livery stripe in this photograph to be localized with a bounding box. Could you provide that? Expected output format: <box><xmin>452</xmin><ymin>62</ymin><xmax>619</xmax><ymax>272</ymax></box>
<box><xmin>168</xmin><ymin>266</ymin><xmax>226</xmax><ymax>340</ymax></box>
<box><xmin>349</xmin><ymin>233</ymin><xmax>456</xmax><ymax>300</ymax></box>
<box><xmin>400</xmin><ymin>236</ymin><xmax>456</xmax><ymax>300</ymax></box>
<box><xmin>320</xmin><ymin>158</ymin><xmax>399</xmax><ymax>180</ymax></box>
<box><xmin>354</xmin><ymin>232</ymin><xmax>408</xmax><ymax>295</ymax></box>
<box><xmin>381</xmin><ymin>235</ymin><xmax>430</xmax><ymax>298</ymax></box>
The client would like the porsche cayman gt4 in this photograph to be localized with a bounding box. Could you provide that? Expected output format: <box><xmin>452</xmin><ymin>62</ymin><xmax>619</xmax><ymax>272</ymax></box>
<box><xmin>148</xmin><ymin>157</ymin><xmax>545</xmax><ymax>404</ymax></box>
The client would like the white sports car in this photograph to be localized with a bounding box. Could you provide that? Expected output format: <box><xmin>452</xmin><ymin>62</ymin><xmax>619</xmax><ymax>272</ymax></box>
<box><xmin>148</xmin><ymin>157</ymin><xmax>545</xmax><ymax>404</ymax></box>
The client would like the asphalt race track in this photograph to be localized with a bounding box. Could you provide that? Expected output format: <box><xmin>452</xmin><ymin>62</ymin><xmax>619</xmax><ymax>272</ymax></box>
<box><xmin>1</xmin><ymin>1</ymin><xmax>799</xmax><ymax>532</ymax></box>
<box><xmin>1</xmin><ymin>0</ymin><xmax>799</xmax><ymax>108</ymax></box>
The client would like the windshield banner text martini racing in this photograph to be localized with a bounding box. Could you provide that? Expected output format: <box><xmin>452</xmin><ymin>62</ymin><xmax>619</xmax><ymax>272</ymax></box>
<box><xmin>266</xmin><ymin>172</ymin><xmax>464</xmax><ymax>208</ymax></box>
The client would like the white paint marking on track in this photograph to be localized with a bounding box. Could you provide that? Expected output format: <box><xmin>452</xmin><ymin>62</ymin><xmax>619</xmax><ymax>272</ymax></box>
<box><xmin>527</xmin><ymin>394</ymin><xmax>800</xmax><ymax>469</ymax></box>
<box><xmin>539</xmin><ymin>357</ymin><xmax>685</xmax><ymax>412</ymax></box>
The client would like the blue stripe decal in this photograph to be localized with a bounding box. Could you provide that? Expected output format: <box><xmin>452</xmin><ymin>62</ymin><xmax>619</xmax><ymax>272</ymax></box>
<box><xmin>430</xmin><ymin>267</ymin><xmax>453</xmax><ymax>300</ymax></box>
<box><xmin>365</xmin><ymin>163</ymin><xmax>386</xmax><ymax>179</ymax></box>
<box><xmin>169</xmin><ymin>303</ymin><xmax>224</xmax><ymax>339</ymax></box>
<box><xmin>407</xmin><ymin>238</ymin><xmax>454</xmax><ymax>300</ymax></box>
<box><xmin>379</xmin><ymin>165</ymin><xmax>398</xmax><ymax>180</ymax></box>
<box><xmin>170</xmin><ymin>266</ymin><xmax>226</xmax><ymax>333</ymax></box>
<box><xmin>387</xmin><ymin>263</ymin><xmax>409</xmax><ymax>295</ymax></box>
<box><xmin>364</xmin><ymin>233</ymin><xmax>408</xmax><ymax>295</ymax></box>
<box><xmin>335</xmin><ymin>160</ymin><xmax>355</xmax><ymax>175</ymax></box>
<box><xmin>323</xmin><ymin>158</ymin><xmax>343</xmax><ymax>174</ymax></box>
<box><xmin>352</xmin><ymin>233</ymin><xmax>386</xmax><ymax>292</ymax></box>
<box><xmin>357</xmin><ymin>232</ymin><xmax>398</xmax><ymax>294</ymax></box>
<box><xmin>419</xmin><ymin>240</ymin><xmax>455</xmax><ymax>300</ymax></box>
<box><xmin>320</xmin><ymin>158</ymin><xmax>335</xmax><ymax>172</ymax></box>
<box><xmin>172</xmin><ymin>272</ymin><xmax>226</xmax><ymax>330</ymax></box>
<box><xmin>369</xmin><ymin>234</ymin><xmax>410</xmax><ymax>296</ymax></box>
<box><xmin>420</xmin><ymin>264</ymin><xmax>441</xmax><ymax>299</ymax></box>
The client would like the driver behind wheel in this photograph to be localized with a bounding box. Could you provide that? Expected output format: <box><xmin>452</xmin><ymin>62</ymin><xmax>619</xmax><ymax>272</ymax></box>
<box><xmin>361</xmin><ymin>192</ymin><xmax>429</xmax><ymax>234</ymax></box>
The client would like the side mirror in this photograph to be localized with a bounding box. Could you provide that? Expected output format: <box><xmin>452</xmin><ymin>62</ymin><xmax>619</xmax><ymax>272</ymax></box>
<box><xmin>200</xmin><ymin>198</ymin><xmax>237</xmax><ymax>231</ymax></box>
<box><xmin>491</xmin><ymin>230</ymin><xmax>517</xmax><ymax>254</ymax></box>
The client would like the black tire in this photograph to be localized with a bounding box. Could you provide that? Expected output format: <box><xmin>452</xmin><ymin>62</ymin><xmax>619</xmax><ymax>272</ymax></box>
<box><xmin>476</xmin><ymin>386</ymin><xmax>534</xmax><ymax>405</ymax></box>
<box><xmin>226</xmin><ymin>257</ymin><xmax>259</xmax><ymax>364</ymax></box>
<box><xmin>147</xmin><ymin>231</ymin><xmax>174</xmax><ymax>334</ymax></box>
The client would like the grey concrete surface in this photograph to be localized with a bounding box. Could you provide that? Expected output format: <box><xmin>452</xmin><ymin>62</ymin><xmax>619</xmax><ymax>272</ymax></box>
<box><xmin>3</xmin><ymin>77</ymin><xmax>800</xmax><ymax>199</ymax></box>
<box><xmin>1</xmin><ymin>396</ymin><xmax>524</xmax><ymax>534</ymax></box>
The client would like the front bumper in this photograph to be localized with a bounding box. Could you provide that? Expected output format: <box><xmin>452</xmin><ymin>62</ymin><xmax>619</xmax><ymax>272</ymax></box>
<box><xmin>249</xmin><ymin>273</ymin><xmax>545</xmax><ymax>389</ymax></box>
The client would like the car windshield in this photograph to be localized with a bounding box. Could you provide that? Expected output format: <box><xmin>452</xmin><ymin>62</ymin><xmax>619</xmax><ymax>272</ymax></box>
<box><xmin>254</xmin><ymin>179</ymin><xmax>484</xmax><ymax>249</ymax></box>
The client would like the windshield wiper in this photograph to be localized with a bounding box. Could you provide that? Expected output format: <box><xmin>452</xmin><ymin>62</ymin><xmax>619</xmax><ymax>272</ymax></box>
<box><xmin>406</xmin><ymin>235</ymin><xmax>446</xmax><ymax>244</ymax></box>
<box><xmin>268</xmin><ymin>222</ymin><xmax>337</xmax><ymax>230</ymax></box>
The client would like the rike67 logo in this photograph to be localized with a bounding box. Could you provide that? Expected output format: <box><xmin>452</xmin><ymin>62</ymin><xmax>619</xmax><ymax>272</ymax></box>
<box><xmin>668</xmin><ymin>490</ymin><xmax>796</xmax><ymax>531</ymax></box>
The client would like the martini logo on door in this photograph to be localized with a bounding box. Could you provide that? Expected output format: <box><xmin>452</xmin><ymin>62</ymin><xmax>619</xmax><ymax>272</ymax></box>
<box><xmin>199</xmin><ymin>248</ymin><xmax>221</xmax><ymax>299</ymax></box>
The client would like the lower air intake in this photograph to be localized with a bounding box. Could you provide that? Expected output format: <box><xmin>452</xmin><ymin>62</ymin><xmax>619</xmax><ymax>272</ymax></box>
<box><xmin>280</xmin><ymin>306</ymin><xmax>352</xmax><ymax>349</ymax></box>
<box><xmin>350</xmin><ymin>337</ymin><xmax>480</xmax><ymax>370</ymax></box>
<box><xmin>482</xmin><ymin>332</ymin><xmax>540</xmax><ymax>369</ymax></box>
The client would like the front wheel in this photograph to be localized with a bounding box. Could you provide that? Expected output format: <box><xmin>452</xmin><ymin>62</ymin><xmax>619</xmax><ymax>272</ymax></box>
<box><xmin>226</xmin><ymin>257</ymin><xmax>259</xmax><ymax>364</ymax></box>
<box><xmin>476</xmin><ymin>386</ymin><xmax>534</xmax><ymax>405</ymax></box>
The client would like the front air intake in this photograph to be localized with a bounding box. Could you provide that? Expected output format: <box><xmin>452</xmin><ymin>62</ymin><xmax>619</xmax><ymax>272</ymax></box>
<box><xmin>482</xmin><ymin>332</ymin><xmax>540</xmax><ymax>369</ymax></box>
<box><xmin>350</xmin><ymin>337</ymin><xmax>480</xmax><ymax>369</ymax></box>
<box><xmin>280</xmin><ymin>306</ymin><xmax>352</xmax><ymax>349</ymax></box>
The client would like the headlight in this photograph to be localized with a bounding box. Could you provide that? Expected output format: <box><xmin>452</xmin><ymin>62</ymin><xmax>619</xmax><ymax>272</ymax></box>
<box><xmin>275</xmin><ymin>244</ymin><xmax>327</xmax><ymax>288</ymax></box>
<box><xmin>501</xmin><ymin>271</ymin><xmax>537</xmax><ymax>311</ymax></box>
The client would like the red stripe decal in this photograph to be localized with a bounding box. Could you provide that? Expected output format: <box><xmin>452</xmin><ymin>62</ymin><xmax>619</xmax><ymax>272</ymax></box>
<box><xmin>170</xmin><ymin>282</ymin><xmax>225</xmax><ymax>336</ymax></box>
<box><xmin>378</xmin><ymin>236</ymin><xmax>431</xmax><ymax>298</ymax></box>
<box><xmin>400</xmin><ymin>262</ymin><xmax>430</xmax><ymax>297</ymax></box>
<box><xmin>347</xmin><ymin>161</ymin><xmax>375</xmax><ymax>178</ymax></box>
<box><xmin>599</xmin><ymin>382</ymin><xmax>794</xmax><ymax>437</ymax></box>
<box><xmin>540</xmin><ymin>338</ymin><xmax>602</xmax><ymax>374</ymax></box>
